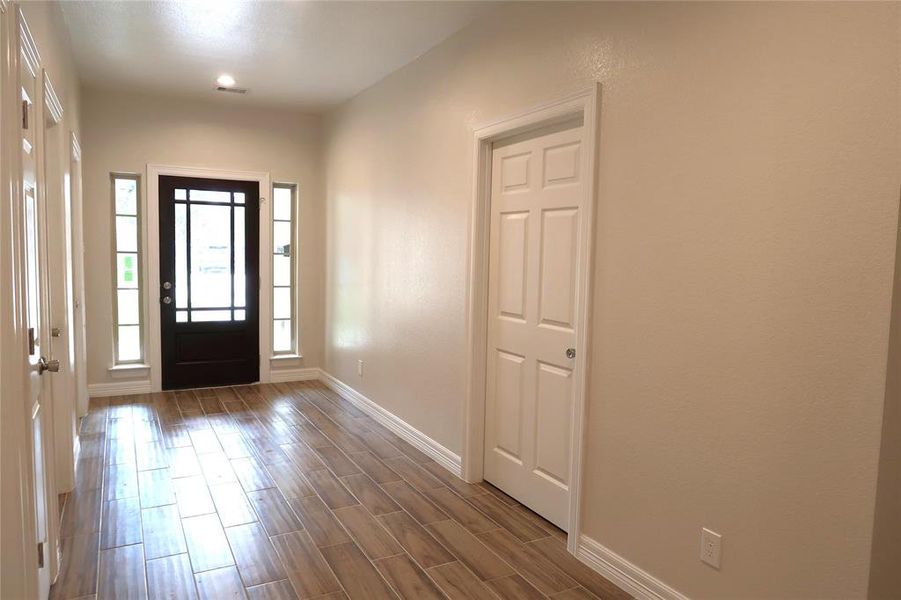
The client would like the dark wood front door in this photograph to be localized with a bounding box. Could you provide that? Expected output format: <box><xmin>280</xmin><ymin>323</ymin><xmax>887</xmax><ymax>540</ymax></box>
<box><xmin>159</xmin><ymin>176</ymin><xmax>260</xmax><ymax>389</ymax></box>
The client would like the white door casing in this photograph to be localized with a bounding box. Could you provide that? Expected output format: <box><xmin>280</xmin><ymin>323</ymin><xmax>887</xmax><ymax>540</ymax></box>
<box><xmin>465</xmin><ymin>85</ymin><xmax>599</xmax><ymax>553</ymax></box>
<box><xmin>484</xmin><ymin>119</ymin><xmax>586</xmax><ymax>530</ymax></box>
<box><xmin>146</xmin><ymin>164</ymin><xmax>272</xmax><ymax>392</ymax></box>
<box><xmin>43</xmin><ymin>72</ymin><xmax>77</xmax><ymax>494</ymax></box>
<box><xmin>69</xmin><ymin>132</ymin><xmax>88</xmax><ymax>417</ymax></box>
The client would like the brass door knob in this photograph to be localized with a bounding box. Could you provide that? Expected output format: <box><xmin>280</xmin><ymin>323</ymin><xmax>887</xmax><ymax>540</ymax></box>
<box><xmin>38</xmin><ymin>357</ymin><xmax>60</xmax><ymax>374</ymax></box>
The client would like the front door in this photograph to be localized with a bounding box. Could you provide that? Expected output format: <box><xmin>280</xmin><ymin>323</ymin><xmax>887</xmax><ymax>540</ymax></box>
<box><xmin>159</xmin><ymin>176</ymin><xmax>260</xmax><ymax>389</ymax></box>
<box><xmin>484</xmin><ymin>118</ymin><xmax>586</xmax><ymax>530</ymax></box>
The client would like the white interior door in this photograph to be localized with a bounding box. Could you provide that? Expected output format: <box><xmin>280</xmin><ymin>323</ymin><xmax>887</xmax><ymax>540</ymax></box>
<box><xmin>484</xmin><ymin>118</ymin><xmax>586</xmax><ymax>530</ymax></box>
<box><xmin>20</xmin><ymin>25</ymin><xmax>55</xmax><ymax>598</ymax></box>
<box><xmin>43</xmin><ymin>82</ymin><xmax>77</xmax><ymax>492</ymax></box>
<box><xmin>69</xmin><ymin>135</ymin><xmax>88</xmax><ymax>418</ymax></box>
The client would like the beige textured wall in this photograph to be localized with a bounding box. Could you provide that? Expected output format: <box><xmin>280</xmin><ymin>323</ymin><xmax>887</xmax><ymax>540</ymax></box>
<box><xmin>323</xmin><ymin>3</ymin><xmax>900</xmax><ymax>598</ymax></box>
<box><xmin>868</xmin><ymin>199</ymin><xmax>901</xmax><ymax>599</ymax></box>
<box><xmin>81</xmin><ymin>89</ymin><xmax>324</xmax><ymax>386</ymax></box>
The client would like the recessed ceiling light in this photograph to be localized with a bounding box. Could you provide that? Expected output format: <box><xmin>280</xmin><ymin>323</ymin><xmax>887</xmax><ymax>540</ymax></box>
<box><xmin>216</xmin><ymin>74</ymin><xmax>236</xmax><ymax>87</ymax></box>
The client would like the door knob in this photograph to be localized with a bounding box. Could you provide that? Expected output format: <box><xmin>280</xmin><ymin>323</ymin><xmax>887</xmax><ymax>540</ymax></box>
<box><xmin>566</xmin><ymin>348</ymin><xmax>576</xmax><ymax>359</ymax></box>
<box><xmin>162</xmin><ymin>281</ymin><xmax>172</xmax><ymax>290</ymax></box>
<box><xmin>161</xmin><ymin>296</ymin><xmax>172</xmax><ymax>304</ymax></box>
<box><xmin>38</xmin><ymin>357</ymin><xmax>60</xmax><ymax>374</ymax></box>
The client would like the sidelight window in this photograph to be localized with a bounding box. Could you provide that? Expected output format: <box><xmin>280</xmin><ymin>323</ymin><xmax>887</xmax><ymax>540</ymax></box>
<box><xmin>272</xmin><ymin>183</ymin><xmax>296</xmax><ymax>354</ymax></box>
<box><xmin>111</xmin><ymin>174</ymin><xmax>143</xmax><ymax>363</ymax></box>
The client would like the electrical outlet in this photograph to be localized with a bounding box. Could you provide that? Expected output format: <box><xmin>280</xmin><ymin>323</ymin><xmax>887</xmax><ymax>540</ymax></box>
<box><xmin>700</xmin><ymin>528</ymin><xmax>722</xmax><ymax>569</ymax></box>
<box><xmin>357</xmin><ymin>360</ymin><xmax>364</xmax><ymax>377</ymax></box>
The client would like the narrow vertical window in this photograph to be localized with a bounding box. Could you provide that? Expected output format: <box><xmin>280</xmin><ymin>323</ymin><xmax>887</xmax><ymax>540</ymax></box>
<box><xmin>112</xmin><ymin>174</ymin><xmax>142</xmax><ymax>363</ymax></box>
<box><xmin>272</xmin><ymin>183</ymin><xmax>296</xmax><ymax>354</ymax></box>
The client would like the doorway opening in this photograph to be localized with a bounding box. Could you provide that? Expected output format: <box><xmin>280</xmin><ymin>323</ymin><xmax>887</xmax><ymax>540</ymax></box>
<box><xmin>465</xmin><ymin>85</ymin><xmax>600</xmax><ymax>552</ymax></box>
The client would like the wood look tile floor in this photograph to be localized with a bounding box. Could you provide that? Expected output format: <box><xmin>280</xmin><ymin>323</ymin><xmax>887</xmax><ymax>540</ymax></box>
<box><xmin>50</xmin><ymin>381</ymin><xmax>631</xmax><ymax>600</ymax></box>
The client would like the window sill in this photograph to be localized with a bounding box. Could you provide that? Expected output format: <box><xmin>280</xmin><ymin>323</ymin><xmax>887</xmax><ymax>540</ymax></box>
<box><xmin>108</xmin><ymin>363</ymin><xmax>151</xmax><ymax>378</ymax></box>
<box><xmin>109</xmin><ymin>363</ymin><xmax>150</xmax><ymax>371</ymax></box>
<box><xmin>270</xmin><ymin>353</ymin><xmax>303</xmax><ymax>362</ymax></box>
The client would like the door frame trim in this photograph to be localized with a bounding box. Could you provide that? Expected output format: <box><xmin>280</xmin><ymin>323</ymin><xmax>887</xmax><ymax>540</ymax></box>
<box><xmin>463</xmin><ymin>84</ymin><xmax>600</xmax><ymax>554</ymax></box>
<box><xmin>146</xmin><ymin>164</ymin><xmax>272</xmax><ymax>391</ymax></box>
<box><xmin>69</xmin><ymin>131</ymin><xmax>89</xmax><ymax>418</ymax></box>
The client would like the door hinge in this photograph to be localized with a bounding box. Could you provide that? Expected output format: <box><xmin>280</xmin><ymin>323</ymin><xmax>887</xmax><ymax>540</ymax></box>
<box><xmin>22</xmin><ymin>100</ymin><xmax>29</xmax><ymax>130</ymax></box>
<box><xmin>37</xmin><ymin>542</ymin><xmax>44</xmax><ymax>568</ymax></box>
<box><xmin>28</xmin><ymin>327</ymin><xmax>36</xmax><ymax>355</ymax></box>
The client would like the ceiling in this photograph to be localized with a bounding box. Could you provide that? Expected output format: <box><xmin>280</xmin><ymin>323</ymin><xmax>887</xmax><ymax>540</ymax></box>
<box><xmin>60</xmin><ymin>1</ymin><xmax>493</xmax><ymax>112</ymax></box>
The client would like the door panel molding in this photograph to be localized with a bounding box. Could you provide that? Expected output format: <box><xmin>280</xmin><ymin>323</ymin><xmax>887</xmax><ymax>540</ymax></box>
<box><xmin>41</xmin><ymin>71</ymin><xmax>61</xmax><ymax>125</ymax></box>
<box><xmin>146</xmin><ymin>164</ymin><xmax>272</xmax><ymax>391</ymax></box>
<box><xmin>464</xmin><ymin>84</ymin><xmax>600</xmax><ymax>554</ymax></box>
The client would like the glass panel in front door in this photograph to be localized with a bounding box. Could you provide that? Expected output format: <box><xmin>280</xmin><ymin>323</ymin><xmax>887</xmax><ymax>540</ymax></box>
<box><xmin>174</xmin><ymin>188</ymin><xmax>246</xmax><ymax>322</ymax></box>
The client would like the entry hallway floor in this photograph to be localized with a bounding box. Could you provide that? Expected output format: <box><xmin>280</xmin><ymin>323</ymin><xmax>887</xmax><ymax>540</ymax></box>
<box><xmin>50</xmin><ymin>381</ymin><xmax>631</xmax><ymax>600</ymax></box>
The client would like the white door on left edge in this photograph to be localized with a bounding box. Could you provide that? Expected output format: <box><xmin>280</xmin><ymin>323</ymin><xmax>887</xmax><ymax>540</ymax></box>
<box><xmin>484</xmin><ymin>119</ymin><xmax>586</xmax><ymax>530</ymax></box>
<box><xmin>20</xmin><ymin>32</ymin><xmax>54</xmax><ymax>599</ymax></box>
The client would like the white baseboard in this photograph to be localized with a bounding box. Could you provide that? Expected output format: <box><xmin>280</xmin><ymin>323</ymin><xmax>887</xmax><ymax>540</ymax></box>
<box><xmin>87</xmin><ymin>380</ymin><xmax>152</xmax><ymax>398</ymax></box>
<box><xmin>577</xmin><ymin>535</ymin><xmax>689</xmax><ymax>600</ymax></box>
<box><xmin>270</xmin><ymin>367</ymin><xmax>321</xmax><ymax>383</ymax></box>
<box><xmin>318</xmin><ymin>371</ymin><xmax>462</xmax><ymax>477</ymax></box>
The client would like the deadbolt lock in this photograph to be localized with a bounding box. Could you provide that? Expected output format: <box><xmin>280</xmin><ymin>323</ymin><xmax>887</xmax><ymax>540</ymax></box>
<box><xmin>162</xmin><ymin>281</ymin><xmax>172</xmax><ymax>290</ymax></box>
<box><xmin>566</xmin><ymin>348</ymin><xmax>576</xmax><ymax>359</ymax></box>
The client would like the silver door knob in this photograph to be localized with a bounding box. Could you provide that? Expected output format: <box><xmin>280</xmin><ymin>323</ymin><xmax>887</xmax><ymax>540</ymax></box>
<box><xmin>162</xmin><ymin>281</ymin><xmax>172</xmax><ymax>290</ymax></box>
<box><xmin>38</xmin><ymin>357</ymin><xmax>60</xmax><ymax>374</ymax></box>
<box><xmin>162</xmin><ymin>296</ymin><xmax>172</xmax><ymax>304</ymax></box>
<box><xmin>566</xmin><ymin>348</ymin><xmax>576</xmax><ymax>359</ymax></box>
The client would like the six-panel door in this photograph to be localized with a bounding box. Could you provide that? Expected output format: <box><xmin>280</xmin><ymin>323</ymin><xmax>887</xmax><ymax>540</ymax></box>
<box><xmin>484</xmin><ymin>119</ymin><xmax>585</xmax><ymax>530</ymax></box>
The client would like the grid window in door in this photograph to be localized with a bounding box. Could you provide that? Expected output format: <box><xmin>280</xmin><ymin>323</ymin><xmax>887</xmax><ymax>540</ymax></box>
<box><xmin>174</xmin><ymin>187</ymin><xmax>247</xmax><ymax>323</ymax></box>
<box><xmin>272</xmin><ymin>184</ymin><xmax>296</xmax><ymax>354</ymax></box>
<box><xmin>112</xmin><ymin>174</ymin><xmax>143</xmax><ymax>363</ymax></box>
